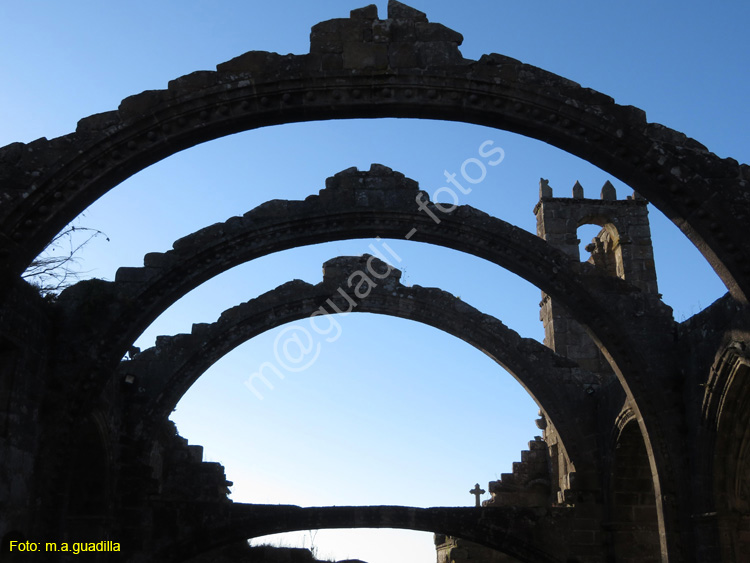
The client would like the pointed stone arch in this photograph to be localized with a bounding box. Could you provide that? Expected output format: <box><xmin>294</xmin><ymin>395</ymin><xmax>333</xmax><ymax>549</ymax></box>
<box><xmin>121</xmin><ymin>255</ymin><xmax>600</xmax><ymax>475</ymax></box>
<box><xmin>48</xmin><ymin>165</ymin><xmax>680</xmax><ymax>560</ymax></box>
<box><xmin>703</xmin><ymin>342</ymin><xmax>750</xmax><ymax>560</ymax></box>
<box><xmin>58</xmin><ymin>166</ymin><xmax>670</xmax><ymax>406</ymax></box>
<box><xmin>4</xmin><ymin>5</ymin><xmax>746</xmax><ymax>560</ymax></box>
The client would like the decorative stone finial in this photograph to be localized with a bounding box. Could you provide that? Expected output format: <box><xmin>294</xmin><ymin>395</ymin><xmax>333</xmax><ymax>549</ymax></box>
<box><xmin>539</xmin><ymin>178</ymin><xmax>553</xmax><ymax>198</ymax></box>
<box><xmin>309</xmin><ymin>2</ymin><xmax>464</xmax><ymax>70</ymax></box>
<box><xmin>572</xmin><ymin>181</ymin><xmax>584</xmax><ymax>199</ymax></box>
<box><xmin>322</xmin><ymin>254</ymin><xmax>402</xmax><ymax>287</ymax></box>
<box><xmin>350</xmin><ymin>5</ymin><xmax>378</xmax><ymax>19</ymax></box>
<box><xmin>600</xmin><ymin>180</ymin><xmax>616</xmax><ymax>201</ymax></box>
<box><xmin>319</xmin><ymin>165</ymin><xmax>419</xmax><ymax>208</ymax></box>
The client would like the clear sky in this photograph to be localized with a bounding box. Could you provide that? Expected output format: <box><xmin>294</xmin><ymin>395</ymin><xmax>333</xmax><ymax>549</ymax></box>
<box><xmin>1</xmin><ymin>2</ymin><xmax>748</xmax><ymax>562</ymax></box>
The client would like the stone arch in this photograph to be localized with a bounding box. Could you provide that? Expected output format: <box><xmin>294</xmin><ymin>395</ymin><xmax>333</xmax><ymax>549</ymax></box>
<box><xmin>121</xmin><ymin>255</ymin><xmax>600</xmax><ymax>474</ymax></box>
<box><xmin>0</xmin><ymin>4</ymin><xmax>747</xmax><ymax>303</ymax></box>
<box><xmin>0</xmin><ymin>5</ymin><xmax>746</xmax><ymax>562</ymax></box>
<box><xmin>704</xmin><ymin>342</ymin><xmax>750</xmax><ymax>560</ymax></box>
<box><xmin>59</xmin><ymin>165</ymin><xmax>670</xmax><ymax>404</ymax></box>
<box><xmin>159</xmin><ymin>504</ymin><xmax>567</xmax><ymax>563</ymax></box>
<box><xmin>51</xmin><ymin>165</ymin><xmax>680</xmax><ymax>558</ymax></box>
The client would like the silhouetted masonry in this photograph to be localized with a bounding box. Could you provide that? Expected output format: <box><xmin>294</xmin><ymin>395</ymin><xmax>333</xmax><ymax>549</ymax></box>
<box><xmin>1</xmin><ymin>2</ymin><xmax>749</xmax><ymax>562</ymax></box>
<box><xmin>437</xmin><ymin>180</ymin><xmax>665</xmax><ymax>562</ymax></box>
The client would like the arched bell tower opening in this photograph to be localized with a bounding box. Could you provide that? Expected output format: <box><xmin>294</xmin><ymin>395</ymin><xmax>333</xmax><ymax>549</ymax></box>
<box><xmin>535</xmin><ymin>177</ymin><xmax>659</xmax><ymax>373</ymax></box>
<box><xmin>534</xmin><ymin>177</ymin><xmax>661</xmax><ymax>528</ymax></box>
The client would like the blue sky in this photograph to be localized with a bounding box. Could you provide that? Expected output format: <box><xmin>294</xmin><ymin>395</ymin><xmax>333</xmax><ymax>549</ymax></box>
<box><xmin>2</xmin><ymin>2</ymin><xmax>748</xmax><ymax>562</ymax></box>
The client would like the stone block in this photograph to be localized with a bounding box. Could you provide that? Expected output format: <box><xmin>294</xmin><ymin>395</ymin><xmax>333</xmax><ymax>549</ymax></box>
<box><xmin>388</xmin><ymin>43</ymin><xmax>418</xmax><ymax>68</ymax></box>
<box><xmin>310</xmin><ymin>33</ymin><xmax>344</xmax><ymax>55</ymax></box>
<box><xmin>338</xmin><ymin>20</ymin><xmax>367</xmax><ymax>43</ymax></box>
<box><xmin>165</xmin><ymin>71</ymin><xmax>216</xmax><ymax>93</ymax></box>
<box><xmin>388</xmin><ymin>1</ymin><xmax>428</xmax><ymax>21</ymax></box>
<box><xmin>529</xmin><ymin>439</ymin><xmax>547</xmax><ymax>450</ymax></box>
<box><xmin>614</xmin><ymin>491</ymin><xmax>640</xmax><ymax>505</ymax></box>
<box><xmin>613</xmin><ymin>505</ymin><xmax>634</xmax><ymax>521</ymax></box>
<box><xmin>416</xmin><ymin>42</ymin><xmax>463</xmax><ymax>67</ymax></box>
<box><xmin>76</xmin><ymin>110</ymin><xmax>120</xmax><ymax>133</ymax></box>
<box><xmin>633</xmin><ymin>505</ymin><xmax>659</xmax><ymax>522</ymax></box>
<box><xmin>372</xmin><ymin>20</ymin><xmax>392</xmax><ymax>42</ymax></box>
<box><xmin>321</xmin><ymin>53</ymin><xmax>343</xmax><ymax>71</ymax></box>
<box><xmin>350</xmin><ymin>5</ymin><xmax>378</xmax><ymax>20</ymax></box>
<box><xmin>118</xmin><ymin>90</ymin><xmax>167</xmax><ymax>117</ymax></box>
<box><xmin>628</xmin><ymin>224</ymin><xmax>653</xmax><ymax>239</ymax></box>
<box><xmin>389</xmin><ymin>20</ymin><xmax>417</xmax><ymax>42</ymax></box>
<box><xmin>143</xmin><ymin>252</ymin><xmax>170</xmax><ymax>268</ymax></box>
<box><xmin>343</xmin><ymin>42</ymin><xmax>388</xmax><ymax>70</ymax></box>
<box><xmin>217</xmin><ymin>51</ymin><xmax>281</xmax><ymax>73</ymax></box>
<box><xmin>416</xmin><ymin>22</ymin><xmax>463</xmax><ymax>44</ymax></box>
<box><xmin>355</xmin><ymin>189</ymin><xmax>385</xmax><ymax>207</ymax></box>
<box><xmin>569</xmin><ymin>530</ymin><xmax>597</xmax><ymax>545</ymax></box>
<box><xmin>114</xmin><ymin>266</ymin><xmax>155</xmax><ymax>283</ymax></box>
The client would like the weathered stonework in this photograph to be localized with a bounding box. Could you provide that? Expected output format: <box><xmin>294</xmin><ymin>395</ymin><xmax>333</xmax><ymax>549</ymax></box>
<box><xmin>1</xmin><ymin>2</ymin><xmax>749</xmax><ymax>562</ymax></box>
<box><xmin>118</xmin><ymin>254</ymin><xmax>599</xmax><ymax>471</ymax></box>
<box><xmin>0</xmin><ymin>3</ymin><xmax>748</xmax><ymax>305</ymax></box>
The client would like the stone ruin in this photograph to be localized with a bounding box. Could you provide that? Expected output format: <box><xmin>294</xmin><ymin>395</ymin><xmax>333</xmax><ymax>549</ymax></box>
<box><xmin>1</xmin><ymin>2</ymin><xmax>749</xmax><ymax>562</ymax></box>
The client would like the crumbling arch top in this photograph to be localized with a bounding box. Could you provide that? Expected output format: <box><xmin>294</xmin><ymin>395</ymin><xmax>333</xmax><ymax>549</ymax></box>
<box><xmin>56</xmin><ymin>165</ymin><xmax>671</xmax><ymax>426</ymax></box>
<box><xmin>1</xmin><ymin>2</ymin><xmax>748</xmax><ymax>302</ymax></box>
<box><xmin>122</xmin><ymin>254</ymin><xmax>600</xmax><ymax>472</ymax></box>
<box><xmin>52</xmin><ymin>165</ymin><xmax>677</xmax><ymax>523</ymax></box>
<box><xmin>45</xmin><ymin>164</ymin><xmax>684</xmax><ymax>550</ymax></box>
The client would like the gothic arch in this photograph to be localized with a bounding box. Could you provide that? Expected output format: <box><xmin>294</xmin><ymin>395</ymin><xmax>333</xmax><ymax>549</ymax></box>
<box><xmin>1</xmin><ymin>4</ymin><xmax>747</xmax><ymax>303</ymax></box>
<box><xmin>704</xmin><ymin>342</ymin><xmax>750</xmax><ymax>560</ymax></box>
<box><xmin>159</xmin><ymin>504</ymin><xmax>566</xmax><ymax>563</ymax></box>
<box><xmin>41</xmin><ymin>163</ymin><xmax>689</xmax><ymax>562</ymax></box>
<box><xmin>121</xmin><ymin>255</ymin><xmax>600</xmax><ymax>473</ymax></box>
<box><xmin>58</xmin><ymin>165</ymin><xmax>670</xmax><ymax>406</ymax></box>
<box><xmin>50</xmin><ymin>165</ymin><xmax>680</xmax><ymax>557</ymax></box>
<box><xmin>1</xmin><ymin>5</ymin><xmax>747</xmax><ymax>562</ymax></box>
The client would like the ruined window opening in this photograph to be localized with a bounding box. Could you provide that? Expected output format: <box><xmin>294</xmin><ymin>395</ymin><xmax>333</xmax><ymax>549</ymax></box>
<box><xmin>577</xmin><ymin>222</ymin><xmax>624</xmax><ymax>280</ymax></box>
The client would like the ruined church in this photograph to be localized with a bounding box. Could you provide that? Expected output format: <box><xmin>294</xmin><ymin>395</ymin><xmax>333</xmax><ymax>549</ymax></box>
<box><xmin>1</xmin><ymin>2</ymin><xmax>749</xmax><ymax>562</ymax></box>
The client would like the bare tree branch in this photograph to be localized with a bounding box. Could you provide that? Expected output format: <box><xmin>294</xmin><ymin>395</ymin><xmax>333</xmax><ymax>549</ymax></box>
<box><xmin>22</xmin><ymin>224</ymin><xmax>110</xmax><ymax>296</ymax></box>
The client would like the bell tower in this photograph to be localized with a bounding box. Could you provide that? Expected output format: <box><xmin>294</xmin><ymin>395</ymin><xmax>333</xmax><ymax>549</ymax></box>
<box><xmin>534</xmin><ymin>178</ymin><xmax>658</xmax><ymax>375</ymax></box>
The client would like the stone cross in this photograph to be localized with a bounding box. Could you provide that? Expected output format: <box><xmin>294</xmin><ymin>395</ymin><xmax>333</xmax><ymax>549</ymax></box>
<box><xmin>469</xmin><ymin>483</ymin><xmax>485</xmax><ymax>507</ymax></box>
